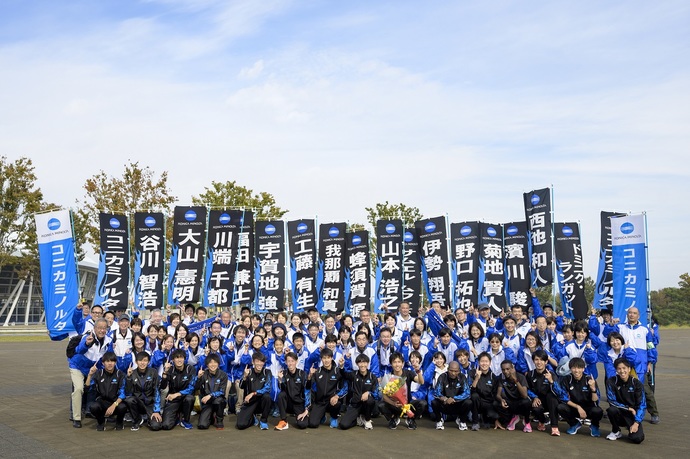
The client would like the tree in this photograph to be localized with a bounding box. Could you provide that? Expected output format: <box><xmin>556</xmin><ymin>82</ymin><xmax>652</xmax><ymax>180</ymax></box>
<box><xmin>191</xmin><ymin>181</ymin><xmax>287</xmax><ymax>220</ymax></box>
<box><xmin>652</xmin><ymin>273</ymin><xmax>690</xmax><ymax>326</ymax></box>
<box><xmin>364</xmin><ymin>201</ymin><xmax>424</xmax><ymax>229</ymax></box>
<box><xmin>74</xmin><ymin>161</ymin><xmax>177</xmax><ymax>259</ymax></box>
<box><xmin>0</xmin><ymin>156</ymin><xmax>47</xmax><ymax>275</ymax></box>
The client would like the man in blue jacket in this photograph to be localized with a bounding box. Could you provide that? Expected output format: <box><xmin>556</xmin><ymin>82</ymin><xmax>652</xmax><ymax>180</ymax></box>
<box><xmin>68</xmin><ymin>318</ymin><xmax>112</xmax><ymax>428</ymax></box>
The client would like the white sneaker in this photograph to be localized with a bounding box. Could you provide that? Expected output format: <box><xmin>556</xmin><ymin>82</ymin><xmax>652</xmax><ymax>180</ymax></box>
<box><xmin>436</xmin><ymin>420</ymin><xmax>445</xmax><ymax>430</ymax></box>
<box><xmin>364</xmin><ymin>420</ymin><xmax>373</xmax><ymax>430</ymax></box>
<box><xmin>458</xmin><ymin>422</ymin><xmax>468</xmax><ymax>431</ymax></box>
<box><xmin>356</xmin><ymin>415</ymin><xmax>364</xmax><ymax>427</ymax></box>
<box><xmin>606</xmin><ymin>431</ymin><xmax>623</xmax><ymax>441</ymax></box>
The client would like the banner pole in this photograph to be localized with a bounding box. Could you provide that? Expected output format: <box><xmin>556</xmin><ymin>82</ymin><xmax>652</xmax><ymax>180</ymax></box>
<box><xmin>550</xmin><ymin>185</ymin><xmax>557</xmax><ymax>311</ymax></box>
<box><xmin>643</xmin><ymin>211</ymin><xmax>652</xmax><ymax>326</ymax></box>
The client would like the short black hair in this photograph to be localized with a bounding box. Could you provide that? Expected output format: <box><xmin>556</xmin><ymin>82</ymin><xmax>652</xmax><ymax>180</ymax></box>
<box><xmin>568</xmin><ymin>357</ymin><xmax>586</xmax><ymax>369</ymax></box>
<box><xmin>171</xmin><ymin>349</ymin><xmax>186</xmax><ymax>360</ymax></box>
<box><xmin>355</xmin><ymin>354</ymin><xmax>370</xmax><ymax>364</ymax></box>
<box><xmin>320</xmin><ymin>348</ymin><xmax>333</xmax><ymax>358</ymax></box>
<box><xmin>252</xmin><ymin>351</ymin><xmax>266</xmax><ymax>363</ymax></box>
<box><xmin>101</xmin><ymin>351</ymin><xmax>117</xmax><ymax>363</ymax></box>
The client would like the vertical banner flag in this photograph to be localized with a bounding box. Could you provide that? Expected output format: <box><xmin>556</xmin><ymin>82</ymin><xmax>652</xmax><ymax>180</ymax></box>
<box><xmin>593</xmin><ymin>211</ymin><xmax>626</xmax><ymax>311</ymax></box>
<box><xmin>317</xmin><ymin>222</ymin><xmax>347</xmax><ymax>314</ymax></box>
<box><xmin>416</xmin><ymin>216</ymin><xmax>451</xmax><ymax>306</ymax></box>
<box><xmin>345</xmin><ymin>230</ymin><xmax>370</xmax><ymax>318</ymax></box>
<box><xmin>35</xmin><ymin>210</ymin><xmax>80</xmax><ymax>339</ymax></box>
<box><xmin>611</xmin><ymin>214</ymin><xmax>649</xmax><ymax>325</ymax></box>
<box><xmin>168</xmin><ymin>206</ymin><xmax>207</xmax><ymax>305</ymax></box>
<box><xmin>524</xmin><ymin>187</ymin><xmax>554</xmax><ymax>286</ymax></box>
<box><xmin>133</xmin><ymin>212</ymin><xmax>165</xmax><ymax>310</ymax></box>
<box><xmin>450</xmin><ymin>222</ymin><xmax>479</xmax><ymax>311</ymax></box>
<box><xmin>554</xmin><ymin>223</ymin><xmax>587</xmax><ymax>320</ymax></box>
<box><xmin>255</xmin><ymin>220</ymin><xmax>286</xmax><ymax>313</ymax></box>
<box><xmin>375</xmin><ymin>220</ymin><xmax>403</xmax><ymax>314</ymax></box>
<box><xmin>478</xmin><ymin>223</ymin><xmax>506</xmax><ymax>314</ymax></box>
<box><xmin>287</xmin><ymin>219</ymin><xmax>317</xmax><ymax>312</ymax></box>
<box><xmin>402</xmin><ymin>228</ymin><xmax>422</xmax><ymax>316</ymax></box>
<box><xmin>231</xmin><ymin>210</ymin><xmax>255</xmax><ymax>306</ymax></box>
<box><xmin>504</xmin><ymin>221</ymin><xmax>531</xmax><ymax>310</ymax></box>
<box><xmin>203</xmin><ymin>210</ymin><xmax>236</xmax><ymax>308</ymax></box>
<box><xmin>94</xmin><ymin>213</ymin><xmax>130</xmax><ymax>311</ymax></box>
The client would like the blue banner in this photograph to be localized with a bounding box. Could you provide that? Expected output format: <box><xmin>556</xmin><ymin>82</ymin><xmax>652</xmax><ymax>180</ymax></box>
<box><xmin>35</xmin><ymin>210</ymin><xmax>80</xmax><ymax>340</ymax></box>
<box><xmin>611</xmin><ymin>214</ymin><xmax>649</xmax><ymax>325</ymax></box>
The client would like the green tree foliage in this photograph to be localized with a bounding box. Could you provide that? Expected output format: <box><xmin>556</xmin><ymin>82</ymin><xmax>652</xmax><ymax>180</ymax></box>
<box><xmin>74</xmin><ymin>161</ymin><xmax>177</xmax><ymax>259</ymax></box>
<box><xmin>191</xmin><ymin>181</ymin><xmax>287</xmax><ymax>220</ymax></box>
<box><xmin>0</xmin><ymin>156</ymin><xmax>50</xmax><ymax>275</ymax></box>
<box><xmin>652</xmin><ymin>273</ymin><xmax>690</xmax><ymax>326</ymax></box>
<box><xmin>364</xmin><ymin>201</ymin><xmax>424</xmax><ymax>229</ymax></box>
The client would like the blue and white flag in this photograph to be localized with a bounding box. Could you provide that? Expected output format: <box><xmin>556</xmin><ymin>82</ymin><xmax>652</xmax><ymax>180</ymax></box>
<box><xmin>611</xmin><ymin>214</ymin><xmax>648</xmax><ymax>325</ymax></box>
<box><xmin>35</xmin><ymin>210</ymin><xmax>80</xmax><ymax>340</ymax></box>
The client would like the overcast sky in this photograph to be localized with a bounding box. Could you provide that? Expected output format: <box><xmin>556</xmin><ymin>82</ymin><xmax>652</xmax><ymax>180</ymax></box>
<box><xmin>1</xmin><ymin>0</ymin><xmax>688</xmax><ymax>290</ymax></box>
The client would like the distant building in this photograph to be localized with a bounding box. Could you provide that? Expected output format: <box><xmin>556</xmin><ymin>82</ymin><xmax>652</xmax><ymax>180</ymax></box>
<box><xmin>0</xmin><ymin>257</ymin><xmax>98</xmax><ymax>326</ymax></box>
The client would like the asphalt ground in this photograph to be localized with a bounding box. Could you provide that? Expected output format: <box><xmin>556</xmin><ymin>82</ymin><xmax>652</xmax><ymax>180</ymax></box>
<box><xmin>1</xmin><ymin>330</ymin><xmax>689</xmax><ymax>459</ymax></box>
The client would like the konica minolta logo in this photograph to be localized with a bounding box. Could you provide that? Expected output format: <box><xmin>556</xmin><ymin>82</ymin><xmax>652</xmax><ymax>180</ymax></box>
<box><xmin>47</xmin><ymin>218</ymin><xmax>61</xmax><ymax>231</ymax></box>
<box><xmin>562</xmin><ymin>226</ymin><xmax>573</xmax><ymax>237</ymax></box>
<box><xmin>352</xmin><ymin>235</ymin><xmax>362</xmax><ymax>246</ymax></box>
<box><xmin>145</xmin><ymin>216</ymin><xmax>156</xmax><ymax>227</ymax></box>
<box><xmin>507</xmin><ymin>226</ymin><xmax>518</xmax><ymax>236</ymax></box>
<box><xmin>486</xmin><ymin>226</ymin><xmax>497</xmax><ymax>237</ymax></box>
<box><xmin>531</xmin><ymin>194</ymin><xmax>540</xmax><ymax>206</ymax></box>
<box><xmin>620</xmin><ymin>222</ymin><xmax>634</xmax><ymax>234</ymax></box>
<box><xmin>404</xmin><ymin>231</ymin><xmax>414</xmax><ymax>242</ymax></box>
<box><xmin>297</xmin><ymin>222</ymin><xmax>308</xmax><ymax>233</ymax></box>
<box><xmin>425</xmin><ymin>222</ymin><xmax>436</xmax><ymax>233</ymax></box>
<box><xmin>185</xmin><ymin>210</ymin><xmax>197</xmax><ymax>222</ymax></box>
<box><xmin>329</xmin><ymin>226</ymin><xmax>340</xmax><ymax>238</ymax></box>
<box><xmin>385</xmin><ymin>223</ymin><xmax>396</xmax><ymax>234</ymax></box>
<box><xmin>109</xmin><ymin>218</ymin><xmax>120</xmax><ymax>229</ymax></box>
<box><xmin>265</xmin><ymin>224</ymin><xmax>276</xmax><ymax>235</ymax></box>
<box><xmin>219</xmin><ymin>213</ymin><xmax>231</xmax><ymax>224</ymax></box>
<box><xmin>461</xmin><ymin>225</ymin><xmax>472</xmax><ymax>236</ymax></box>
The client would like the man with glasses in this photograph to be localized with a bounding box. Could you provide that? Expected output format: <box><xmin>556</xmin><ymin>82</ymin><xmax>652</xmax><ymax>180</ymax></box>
<box><xmin>68</xmin><ymin>318</ymin><xmax>113</xmax><ymax>428</ymax></box>
<box><xmin>72</xmin><ymin>302</ymin><xmax>102</xmax><ymax>335</ymax></box>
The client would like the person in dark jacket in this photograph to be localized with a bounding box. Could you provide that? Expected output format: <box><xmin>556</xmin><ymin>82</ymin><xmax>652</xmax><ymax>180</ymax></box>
<box><xmin>275</xmin><ymin>352</ymin><xmax>310</xmax><ymax>430</ymax></box>
<box><xmin>339</xmin><ymin>353</ymin><xmax>381</xmax><ymax>430</ymax></box>
<box><xmin>431</xmin><ymin>361</ymin><xmax>472</xmax><ymax>430</ymax></box>
<box><xmin>236</xmin><ymin>352</ymin><xmax>272</xmax><ymax>430</ymax></box>
<box><xmin>606</xmin><ymin>358</ymin><xmax>646</xmax><ymax>443</ymax></box>
<box><xmin>124</xmin><ymin>351</ymin><xmax>162</xmax><ymax>431</ymax></box>
<box><xmin>160</xmin><ymin>349</ymin><xmax>197</xmax><ymax>430</ymax></box>
<box><xmin>526</xmin><ymin>350</ymin><xmax>560</xmax><ymax>435</ymax></box>
<box><xmin>469</xmin><ymin>352</ymin><xmax>499</xmax><ymax>431</ymax></box>
<box><xmin>85</xmin><ymin>351</ymin><xmax>127</xmax><ymax>431</ymax></box>
<box><xmin>196</xmin><ymin>354</ymin><xmax>228</xmax><ymax>430</ymax></box>
<box><xmin>555</xmin><ymin>357</ymin><xmax>603</xmax><ymax>437</ymax></box>
<box><xmin>308</xmin><ymin>348</ymin><xmax>347</xmax><ymax>429</ymax></box>
<box><xmin>494</xmin><ymin>360</ymin><xmax>531</xmax><ymax>431</ymax></box>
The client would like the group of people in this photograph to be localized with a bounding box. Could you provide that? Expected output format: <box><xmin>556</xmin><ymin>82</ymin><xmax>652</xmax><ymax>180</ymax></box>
<box><xmin>66</xmin><ymin>292</ymin><xmax>659</xmax><ymax>444</ymax></box>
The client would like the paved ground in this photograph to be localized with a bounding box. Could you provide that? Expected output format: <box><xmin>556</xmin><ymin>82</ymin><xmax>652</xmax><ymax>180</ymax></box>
<box><xmin>1</xmin><ymin>329</ymin><xmax>689</xmax><ymax>458</ymax></box>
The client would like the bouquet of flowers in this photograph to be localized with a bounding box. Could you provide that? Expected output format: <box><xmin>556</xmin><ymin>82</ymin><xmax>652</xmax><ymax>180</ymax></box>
<box><xmin>381</xmin><ymin>374</ymin><xmax>414</xmax><ymax>418</ymax></box>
